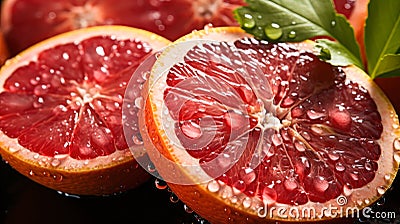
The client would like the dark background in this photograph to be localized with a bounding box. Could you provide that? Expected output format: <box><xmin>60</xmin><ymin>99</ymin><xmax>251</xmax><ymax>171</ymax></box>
<box><xmin>1</xmin><ymin>158</ymin><xmax>400</xmax><ymax>224</ymax></box>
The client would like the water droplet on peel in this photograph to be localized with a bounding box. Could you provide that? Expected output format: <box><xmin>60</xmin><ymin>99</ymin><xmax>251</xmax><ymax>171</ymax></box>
<box><xmin>264</xmin><ymin>23</ymin><xmax>283</xmax><ymax>40</ymax></box>
<box><xmin>147</xmin><ymin>163</ymin><xmax>156</xmax><ymax>173</ymax></box>
<box><xmin>356</xmin><ymin>199</ymin><xmax>363</xmax><ymax>206</ymax></box>
<box><xmin>29</xmin><ymin>170</ymin><xmax>35</xmax><ymax>176</ymax></box>
<box><xmin>155</xmin><ymin>179</ymin><xmax>168</xmax><ymax>190</ymax></box>
<box><xmin>132</xmin><ymin>135</ymin><xmax>143</xmax><ymax>145</ymax></box>
<box><xmin>51</xmin><ymin>159</ymin><xmax>61</xmax><ymax>167</ymax></box>
<box><xmin>393</xmin><ymin>151</ymin><xmax>400</xmax><ymax>163</ymax></box>
<box><xmin>134</xmin><ymin>97</ymin><xmax>143</xmax><ymax>109</ymax></box>
<box><xmin>384</xmin><ymin>174</ymin><xmax>391</xmax><ymax>182</ymax></box>
<box><xmin>207</xmin><ymin>180</ymin><xmax>220</xmax><ymax>193</ymax></box>
<box><xmin>221</xmin><ymin>187</ymin><xmax>233</xmax><ymax>199</ymax></box>
<box><xmin>288</xmin><ymin>30</ymin><xmax>296</xmax><ymax>39</ymax></box>
<box><xmin>9</xmin><ymin>147</ymin><xmax>20</xmax><ymax>153</ymax></box>
<box><xmin>364</xmin><ymin>198</ymin><xmax>370</xmax><ymax>205</ymax></box>
<box><xmin>242</xmin><ymin>197</ymin><xmax>252</xmax><ymax>209</ymax></box>
<box><xmin>231</xmin><ymin>195</ymin><xmax>239</xmax><ymax>204</ymax></box>
<box><xmin>377</xmin><ymin>186</ymin><xmax>386</xmax><ymax>195</ymax></box>
<box><xmin>394</xmin><ymin>138</ymin><xmax>400</xmax><ymax>150</ymax></box>
<box><xmin>243</xmin><ymin>13</ymin><xmax>256</xmax><ymax>28</ymax></box>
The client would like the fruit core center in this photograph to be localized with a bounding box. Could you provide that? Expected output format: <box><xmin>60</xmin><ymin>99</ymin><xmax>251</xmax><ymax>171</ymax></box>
<box><xmin>75</xmin><ymin>82</ymin><xmax>101</xmax><ymax>104</ymax></box>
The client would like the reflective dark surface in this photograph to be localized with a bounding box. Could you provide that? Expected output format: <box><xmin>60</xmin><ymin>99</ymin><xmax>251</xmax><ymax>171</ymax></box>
<box><xmin>1</xmin><ymin>159</ymin><xmax>400</xmax><ymax>224</ymax></box>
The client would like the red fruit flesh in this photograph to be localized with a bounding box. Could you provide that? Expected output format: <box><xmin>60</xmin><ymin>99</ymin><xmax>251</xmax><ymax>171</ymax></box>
<box><xmin>0</xmin><ymin>36</ymin><xmax>152</xmax><ymax>160</ymax></box>
<box><xmin>2</xmin><ymin>0</ymin><xmax>244</xmax><ymax>55</ymax></box>
<box><xmin>163</xmin><ymin>38</ymin><xmax>382</xmax><ymax>205</ymax></box>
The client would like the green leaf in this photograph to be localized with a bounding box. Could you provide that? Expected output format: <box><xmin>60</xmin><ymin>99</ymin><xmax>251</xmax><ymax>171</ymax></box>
<box><xmin>234</xmin><ymin>0</ymin><xmax>362</xmax><ymax>66</ymax></box>
<box><xmin>365</xmin><ymin>0</ymin><xmax>400</xmax><ymax>78</ymax></box>
<box><xmin>315</xmin><ymin>39</ymin><xmax>364</xmax><ymax>68</ymax></box>
<box><xmin>371</xmin><ymin>54</ymin><xmax>400</xmax><ymax>78</ymax></box>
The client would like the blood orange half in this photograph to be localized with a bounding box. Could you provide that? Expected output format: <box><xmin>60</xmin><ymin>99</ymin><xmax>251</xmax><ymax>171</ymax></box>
<box><xmin>1</xmin><ymin>0</ymin><xmax>244</xmax><ymax>56</ymax></box>
<box><xmin>0</xmin><ymin>25</ymin><xmax>170</xmax><ymax>195</ymax></box>
<box><xmin>141</xmin><ymin>27</ymin><xmax>400</xmax><ymax>223</ymax></box>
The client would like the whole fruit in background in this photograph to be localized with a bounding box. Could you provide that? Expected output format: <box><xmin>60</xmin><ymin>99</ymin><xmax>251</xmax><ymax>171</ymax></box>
<box><xmin>142</xmin><ymin>27</ymin><xmax>400</xmax><ymax>223</ymax></box>
<box><xmin>1</xmin><ymin>0</ymin><xmax>244</xmax><ymax>56</ymax></box>
<box><xmin>0</xmin><ymin>25</ymin><xmax>170</xmax><ymax>195</ymax></box>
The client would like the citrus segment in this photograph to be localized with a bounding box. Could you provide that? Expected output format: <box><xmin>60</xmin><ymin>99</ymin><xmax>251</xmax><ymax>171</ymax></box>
<box><xmin>1</xmin><ymin>0</ymin><xmax>244</xmax><ymax>55</ymax></box>
<box><xmin>143</xmin><ymin>27</ymin><xmax>400</xmax><ymax>222</ymax></box>
<box><xmin>0</xmin><ymin>25</ymin><xmax>171</xmax><ymax>195</ymax></box>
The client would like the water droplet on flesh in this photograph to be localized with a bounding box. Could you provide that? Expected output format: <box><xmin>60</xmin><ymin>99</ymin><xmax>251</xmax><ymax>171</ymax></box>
<box><xmin>314</xmin><ymin>176</ymin><xmax>329</xmax><ymax>192</ymax></box>
<box><xmin>51</xmin><ymin>159</ymin><xmax>61</xmax><ymax>167</ymax></box>
<box><xmin>335</xmin><ymin>162</ymin><xmax>345</xmax><ymax>172</ymax></box>
<box><xmin>264</xmin><ymin>23</ymin><xmax>283</xmax><ymax>40</ymax></box>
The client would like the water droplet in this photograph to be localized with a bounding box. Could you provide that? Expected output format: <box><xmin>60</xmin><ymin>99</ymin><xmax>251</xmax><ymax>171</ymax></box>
<box><xmin>132</xmin><ymin>135</ymin><xmax>143</xmax><ymax>145</ymax></box>
<box><xmin>284</xmin><ymin>178</ymin><xmax>298</xmax><ymax>191</ymax></box>
<box><xmin>364</xmin><ymin>198</ymin><xmax>370</xmax><ymax>205</ymax></box>
<box><xmin>314</xmin><ymin>176</ymin><xmax>329</xmax><ymax>192</ymax></box>
<box><xmin>343</xmin><ymin>185</ymin><xmax>353</xmax><ymax>196</ymax></box>
<box><xmin>335</xmin><ymin>162</ymin><xmax>345</xmax><ymax>172</ymax></box>
<box><xmin>170</xmin><ymin>193</ymin><xmax>179</xmax><ymax>203</ymax></box>
<box><xmin>242</xmin><ymin>197</ymin><xmax>252</xmax><ymax>209</ymax></box>
<box><xmin>376</xmin><ymin>197</ymin><xmax>385</xmax><ymax>206</ymax></box>
<box><xmin>264</xmin><ymin>23</ymin><xmax>283</xmax><ymax>40</ymax></box>
<box><xmin>271</xmin><ymin>134</ymin><xmax>282</xmax><ymax>146</ymax></box>
<box><xmin>51</xmin><ymin>159</ymin><xmax>61</xmax><ymax>167</ymax></box>
<box><xmin>393</xmin><ymin>151</ymin><xmax>400</xmax><ymax>163</ymax></box>
<box><xmin>294</xmin><ymin>141</ymin><xmax>306</xmax><ymax>152</ymax></box>
<box><xmin>230</xmin><ymin>195</ymin><xmax>239</xmax><ymax>204</ymax></box>
<box><xmin>384</xmin><ymin>174</ymin><xmax>391</xmax><ymax>182</ymax></box>
<box><xmin>134</xmin><ymin>97</ymin><xmax>143</xmax><ymax>109</ymax></box>
<box><xmin>242</xmin><ymin>13</ymin><xmax>256</xmax><ymax>28</ymax></box>
<box><xmin>331</xmin><ymin>20</ymin><xmax>336</xmax><ymax>27</ymax></box>
<box><xmin>394</xmin><ymin>138</ymin><xmax>400</xmax><ymax>150</ymax></box>
<box><xmin>377</xmin><ymin>186</ymin><xmax>386</xmax><ymax>195</ymax></box>
<box><xmin>29</xmin><ymin>170</ymin><xmax>35</xmax><ymax>176</ymax></box>
<box><xmin>328</xmin><ymin>152</ymin><xmax>340</xmax><ymax>161</ymax></box>
<box><xmin>9</xmin><ymin>147</ymin><xmax>20</xmax><ymax>153</ymax></box>
<box><xmin>155</xmin><ymin>179</ymin><xmax>168</xmax><ymax>190</ymax></box>
<box><xmin>240</xmin><ymin>168</ymin><xmax>256</xmax><ymax>184</ymax></box>
<box><xmin>356</xmin><ymin>199</ymin><xmax>363</xmax><ymax>206</ymax></box>
<box><xmin>52</xmin><ymin>174</ymin><xmax>63</xmax><ymax>182</ymax></box>
<box><xmin>207</xmin><ymin>180</ymin><xmax>220</xmax><ymax>193</ymax></box>
<box><xmin>233</xmin><ymin>180</ymin><xmax>246</xmax><ymax>193</ymax></box>
<box><xmin>147</xmin><ymin>163</ymin><xmax>156</xmax><ymax>173</ymax></box>
<box><xmin>183</xmin><ymin>204</ymin><xmax>193</xmax><ymax>214</ymax></box>
<box><xmin>221</xmin><ymin>187</ymin><xmax>233</xmax><ymax>199</ymax></box>
<box><xmin>33</xmin><ymin>153</ymin><xmax>40</xmax><ymax>160</ymax></box>
<box><xmin>288</xmin><ymin>30</ymin><xmax>296</xmax><ymax>39</ymax></box>
<box><xmin>317</xmin><ymin>46</ymin><xmax>332</xmax><ymax>60</ymax></box>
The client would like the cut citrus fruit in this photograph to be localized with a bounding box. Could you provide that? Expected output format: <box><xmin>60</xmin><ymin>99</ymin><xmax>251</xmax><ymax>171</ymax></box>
<box><xmin>0</xmin><ymin>25</ymin><xmax>171</xmax><ymax>195</ymax></box>
<box><xmin>141</xmin><ymin>27</ymin><xmax>400</xmax><ymax>223</ymax></box>
<box><xmin>1</xmin><ymin>0</ymin><xmax>245</xmax><ymax>55</ymax></box>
